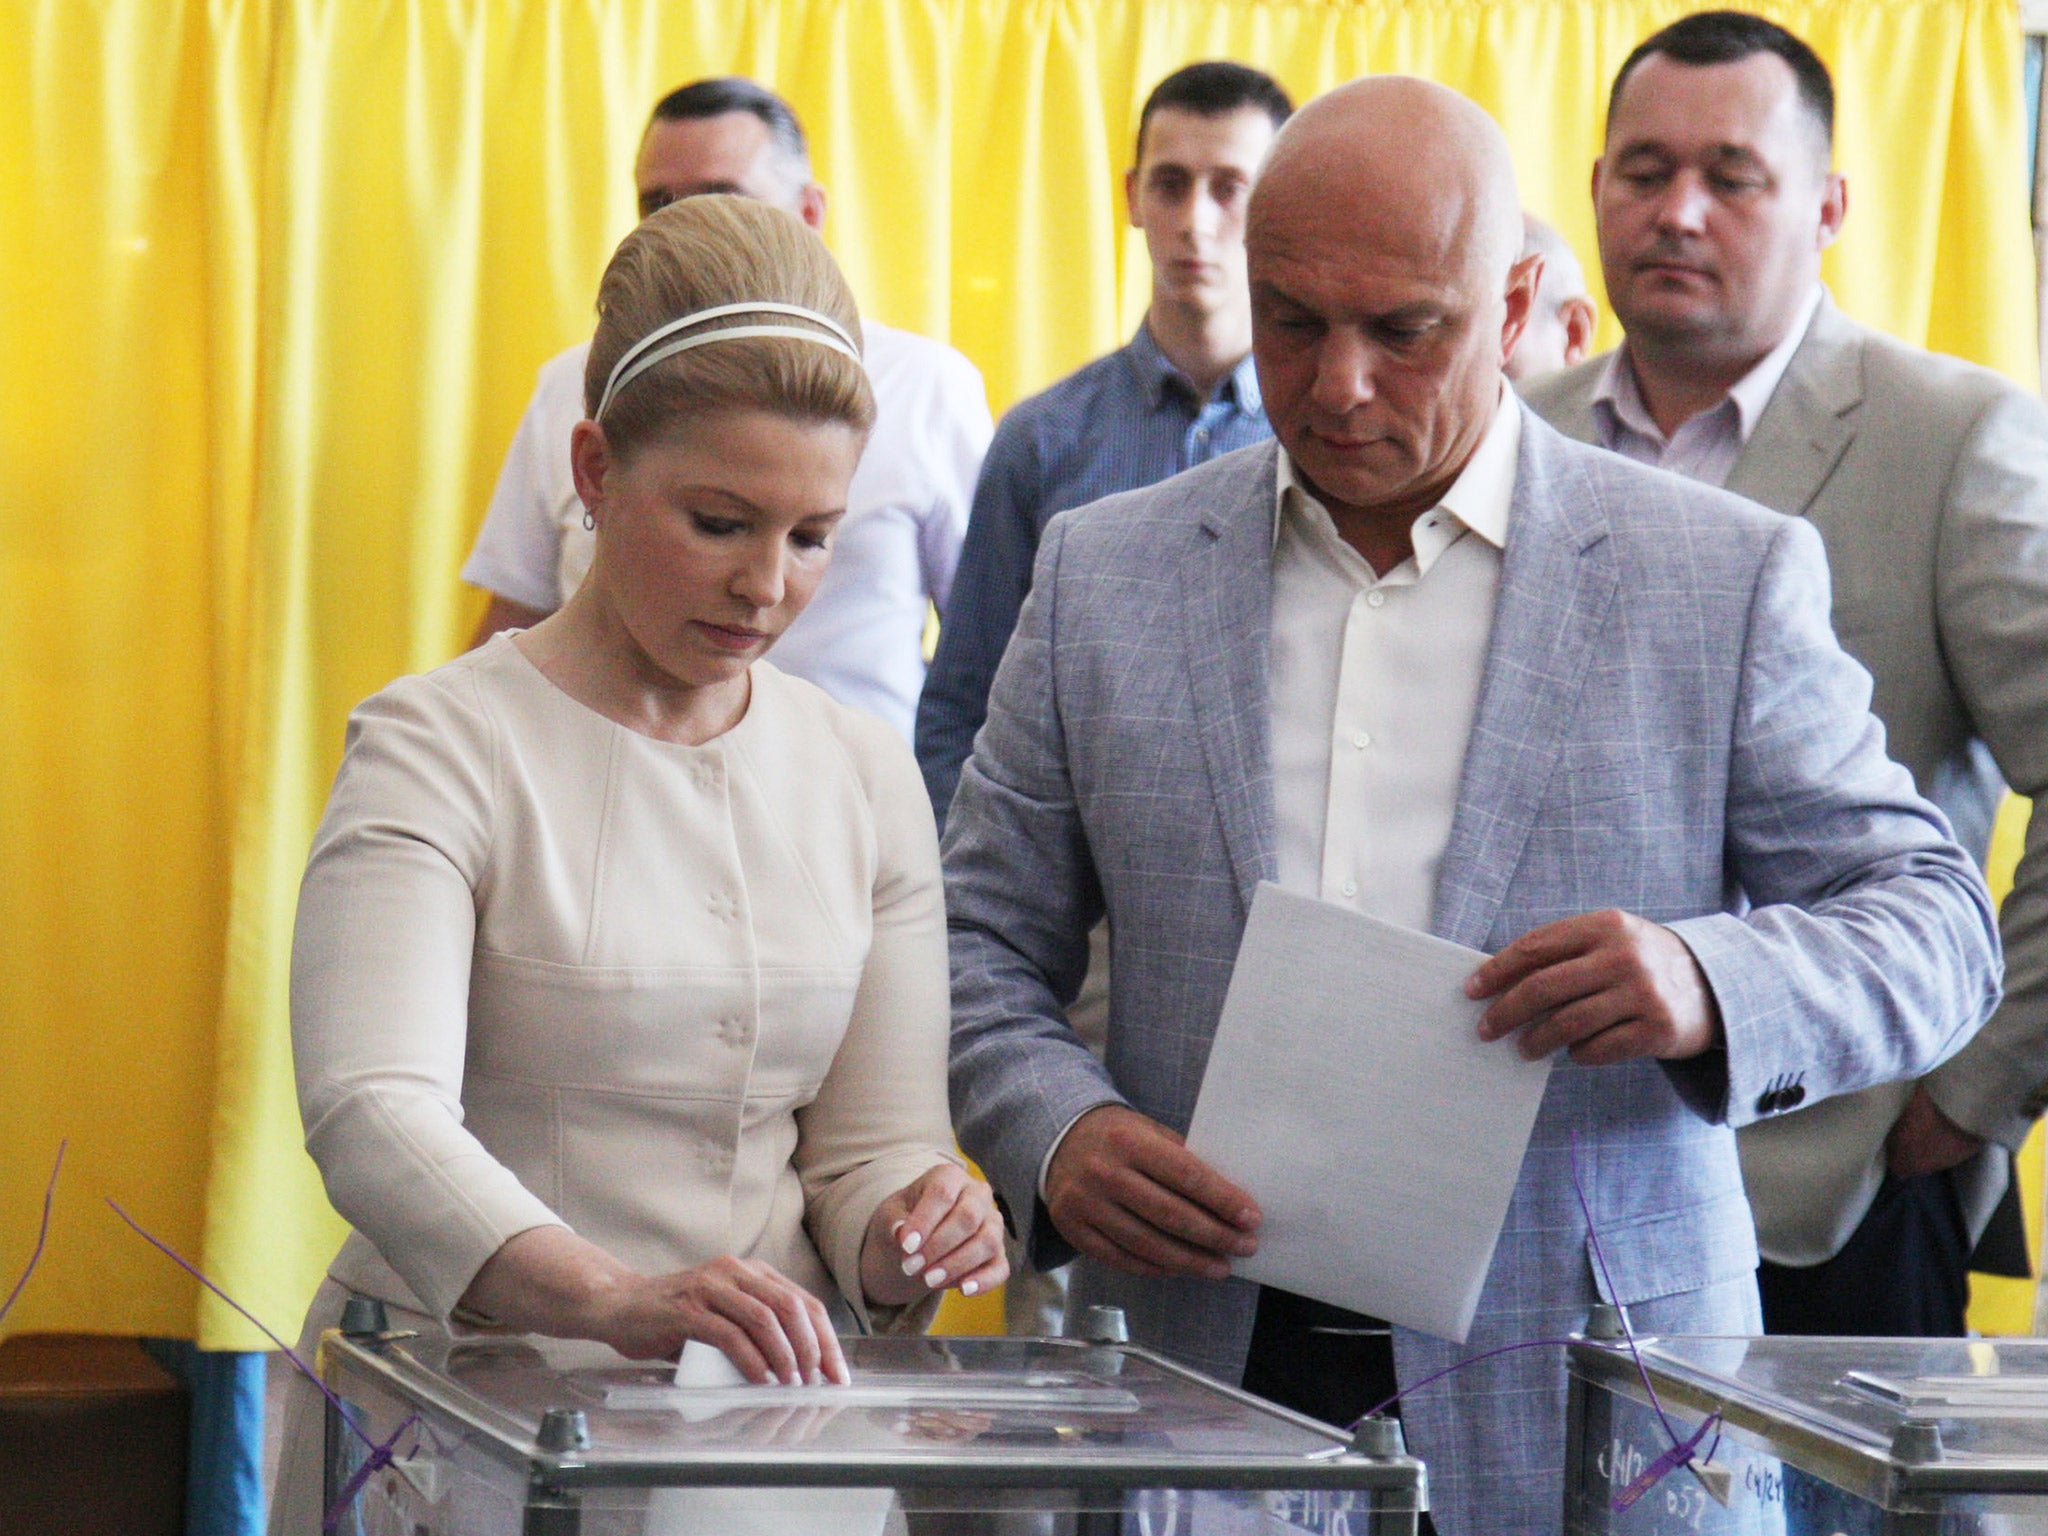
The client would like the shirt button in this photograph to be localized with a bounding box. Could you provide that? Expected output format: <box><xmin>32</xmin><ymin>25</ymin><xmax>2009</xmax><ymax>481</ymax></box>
<box><xmin>1351</xmin><ymin>730</ymin><xmax>1372</xmax><ymax>750</ymax></box>
<box><xmin>1366</xmin><ymin>591</ymin><xmax>1386</xmax><ymax>609</ymax></box>
<box><xmin>1340</xmin><ymin>880</ymin><xmax>1359</xmax><ymax>899</ymax></box>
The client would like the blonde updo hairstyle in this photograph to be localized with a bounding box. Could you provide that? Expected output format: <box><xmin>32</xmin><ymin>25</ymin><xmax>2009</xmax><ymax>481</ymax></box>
<box><xmin>585</xmin><ymin>194</ymin><xmax>875</xmax><ymax>460</ymax></box>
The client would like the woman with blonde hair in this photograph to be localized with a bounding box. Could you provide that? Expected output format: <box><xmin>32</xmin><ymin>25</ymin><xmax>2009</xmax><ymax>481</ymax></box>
<box><xmin>270</xmin><ymin>195</ymin><xmax>1004</xmax><ymax>1530</ymax></box>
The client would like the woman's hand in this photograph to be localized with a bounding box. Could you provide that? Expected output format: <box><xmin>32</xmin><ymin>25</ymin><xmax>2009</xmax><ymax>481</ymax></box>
<box><xmin>584</xmin><ymin>1256</ymin><xmax>850</xmax><ymax>1385</ymax></box>
<box><xmin>861</xmin><ymin>1163</ymin><xmax>1008</xmax><ymax>1308</ymax></box>
<box><xmin>459</xmin><ymin>1228</ymin><xmax>847</xmax><ymax>1384</ymax></box>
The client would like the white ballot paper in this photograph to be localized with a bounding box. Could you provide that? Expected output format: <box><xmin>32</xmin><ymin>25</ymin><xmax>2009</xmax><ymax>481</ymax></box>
<box><xmin>674</xmin><ymin>1338</ymin><xmax>752</xmax><ymax>1388</ymax></box>
<box><xmin>1185</xmin><ymin>882</ymin><xmax>1554</xmax><ymax>1343</ymax></box>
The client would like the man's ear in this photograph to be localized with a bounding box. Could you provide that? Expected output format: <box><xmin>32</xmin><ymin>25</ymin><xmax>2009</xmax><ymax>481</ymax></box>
<box><xmin>1561</xmin><ymin>295</ymin><xmax>1599</xmax><ymax>367</ymax></box>
<box><xmin>798</xmin><ymin>182</ymin><xmax>829</xmax><ymax>233</ymax></box>
<box><xmin>1500</xmin><ymin>252</ymin><xmax>1543</xmax><ymax>365</ymax></box>
<box><xmin>1817</xmin><ymin>170</ymin><xmax>1848</xmax><ymax>252</ymax></box>
<box><xmin>1124</xmin><ymin>164</ymin><xmax>1141</xmax><ymax>229</ymax></box>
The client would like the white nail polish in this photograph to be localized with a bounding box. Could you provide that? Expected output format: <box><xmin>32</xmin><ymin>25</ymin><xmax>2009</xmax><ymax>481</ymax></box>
<box><xmin>925</xmin><ymin>1267</ymin><xmax>947</xmax><ymax>1288</ymax></box>
<box><xmin>901</xmin><ymin>1230</ymin><xmax>923</xmax><ymax>1255</ymax></box>
<box><xmin>902</xmin><ymin>1253</ymin><xmax>925</xmax><ymax>1275</ymax></box>
<box><xmin>962</xmin><ymin>1279</ymin><xmax>979</xmax><ymax>1296</ymax></box>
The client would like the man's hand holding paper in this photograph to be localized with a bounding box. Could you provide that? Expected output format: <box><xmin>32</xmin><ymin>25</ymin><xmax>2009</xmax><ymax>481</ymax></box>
<box><xmin>1044</xmin><ymin>1106</ymin><xmax>1262</xmax><ymax>1280</ymax></box>
<box><xmin>1468</xmin><ymin>908</ymin><xmax>1725</xmax><ymax>1065</ymax></box>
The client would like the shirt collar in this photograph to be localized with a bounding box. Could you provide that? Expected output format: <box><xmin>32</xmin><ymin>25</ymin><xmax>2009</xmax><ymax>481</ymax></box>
<box><xmin>1594</xmin><ymin>284</ymin><xmax>1823</xmax><ymax>446</ymax></box>
<box><xmin>1225</xmin><ymin>348</ymin><xmax>1263</xmax><ymax>414</ymax></box>
<box><xmin>1273</xmin><ymin>383</ymin><xmax>1520</xmax><ymax>558</ymax></box>
<box><xmin>1124</xmin><ymin>318</ymin><xmax>1262</xmax><ymax>414</ymax></box>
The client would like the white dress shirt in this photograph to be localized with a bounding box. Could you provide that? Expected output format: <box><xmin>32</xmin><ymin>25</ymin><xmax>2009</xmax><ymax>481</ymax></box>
<box><xmin>460</xmin><ymin>322</ymin><xmax>994</xmax><ymax>741</ymax></box>
<box><xmin>1270</xmin><ymin>388</ymin><xmax>1519</xmax><ymax>930</ymax></box>
<box><xmin>1588</xmin><ymin>286</ymin><xmax>1821</xmax><ymax>487</ymax></box>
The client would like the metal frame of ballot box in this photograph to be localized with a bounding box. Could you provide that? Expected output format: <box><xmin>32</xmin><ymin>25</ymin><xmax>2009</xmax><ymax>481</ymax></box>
<box><xmin>1565</xmin><ymin>1332</ymin><xmax>2048</xmax><ymax>1534</ymax></box>
<box><xmin>318</xmin><ymin>1303</ymin><xmax>1426</xmax><ymax>1536</ymax></box>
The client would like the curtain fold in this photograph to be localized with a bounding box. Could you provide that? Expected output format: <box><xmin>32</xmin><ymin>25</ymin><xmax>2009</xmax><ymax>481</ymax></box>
<box><xmin>0</xmin><ymin>0</ymin><xmax>2035</xmax><ymax>1358</ymax></box>
<box><xmin>2</xmin><ymin>0</ymin><xmax>249</xmax><ymax>1337</ymax></box>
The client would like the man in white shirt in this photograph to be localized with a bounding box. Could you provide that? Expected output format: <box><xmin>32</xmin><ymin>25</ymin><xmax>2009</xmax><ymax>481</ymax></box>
<box><xmin>1523</xmin><ymin>9</ymin><xmax>2048</xmax><ymax>1338</ymax></box>
<box><xmin>463</xmin><ymin>77</ymin><xmax>992</xmax><ymax>740</ymax></box>
<box><xmin>944</xmin><ymin>73</ymin><xmax>1997</xmax><ymax>1534</ymax></box>
<box><xmin>1502</xmin><ymin>213</ymin><xmax>1597</xmax><ymax>383</ymax></box>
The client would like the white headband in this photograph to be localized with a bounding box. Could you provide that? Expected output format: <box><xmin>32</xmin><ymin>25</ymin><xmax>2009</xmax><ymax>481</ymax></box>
<box><xmin>594</xmin><ymin>301</ymin><xmax>863</xmax><ymax>420</ymax></box>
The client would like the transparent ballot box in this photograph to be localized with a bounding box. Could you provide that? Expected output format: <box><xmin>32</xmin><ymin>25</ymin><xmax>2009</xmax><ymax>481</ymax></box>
<box><xmin>318</xmin><ymin>1317</ymin><xmax>1426</xmax><ymax>1535</ymax></box>
<box><xmin>1565</xmin><ymin>1334</ymin><xmax>2048</xmax><ymax>1535</ymax></box>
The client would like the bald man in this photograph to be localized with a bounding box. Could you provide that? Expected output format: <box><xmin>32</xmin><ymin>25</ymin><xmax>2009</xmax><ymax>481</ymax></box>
<box><xmin>943</xmin><ymin>76</ymin><xmax>1995</xmax><ymax>1534</ymax></box>
<box><xmin>1505</xmin><ymin>213</ymin><xmax>1598</xmax><ymax>382</ymax></box>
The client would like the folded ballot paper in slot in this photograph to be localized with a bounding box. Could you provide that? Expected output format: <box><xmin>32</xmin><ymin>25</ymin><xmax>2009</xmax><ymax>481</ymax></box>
<box><xmin>1186</xmin><ymin>882</ymin><xmax>1553</xmax><ymax>1343</ymax></box>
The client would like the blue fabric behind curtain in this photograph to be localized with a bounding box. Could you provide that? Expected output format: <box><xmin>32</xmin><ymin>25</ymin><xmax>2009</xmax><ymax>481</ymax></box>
<box><xmin>2026</xmin><ymin>34</ymin><xmax>2041</xmax><ymax>189</ymax></box>
<box><xmin>143</xmin><ymin>1342</ymin><xmax>268</xmax><ymax>1536</ymax></box>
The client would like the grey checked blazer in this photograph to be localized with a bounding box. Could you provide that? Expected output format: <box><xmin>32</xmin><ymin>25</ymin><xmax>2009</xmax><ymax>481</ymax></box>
<box><xmin>943</xmin><ymin>410</ymin><xmax>1999</xmax><ymax>1536</ymax></box>
<box><xmin>1525</xmin><ymin>298</ymin><xmax>2048</xmax><ymax>1264</ymax></box>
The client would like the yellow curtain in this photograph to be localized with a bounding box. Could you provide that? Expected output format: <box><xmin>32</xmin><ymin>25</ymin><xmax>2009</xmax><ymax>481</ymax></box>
<box><xmin>0</xmin><ymin>0</ymin><xmax>2033</xmax><ymax>1350</ymax></box>
<box><xmin>0</xmin><ymin>0</ymin><xmax>267</xmax><ymax>1338</ymax></box>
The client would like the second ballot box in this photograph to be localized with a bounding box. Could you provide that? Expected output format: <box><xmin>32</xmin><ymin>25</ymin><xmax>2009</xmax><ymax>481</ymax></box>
<box><xmin>1565</xmin><ymin>1331</ymin><xmax>2048</xmax><ymax>1535</ymax></box>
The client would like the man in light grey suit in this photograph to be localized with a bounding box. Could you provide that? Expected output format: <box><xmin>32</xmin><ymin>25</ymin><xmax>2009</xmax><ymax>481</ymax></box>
<box><xmin>945</xmin><ymin>75</ymin><xmax>2000</xmax><ymax>1536</ymax></box>
<box><xmin>1522</xmin><ymin>10</ymin><xmax>2048</xmax><ymax>1337</ymax></box>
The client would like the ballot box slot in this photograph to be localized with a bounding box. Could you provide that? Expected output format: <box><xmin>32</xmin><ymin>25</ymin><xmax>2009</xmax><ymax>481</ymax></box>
<box><xmin>601</xmin><ymin>1369</ymin><xmax>1143</xmax><ymax>1415</ymax></box>
<box><xmin>1841</xmin><ymin>1369</ymin><xmax>2048</xmax><ymax>1418</ymax></box>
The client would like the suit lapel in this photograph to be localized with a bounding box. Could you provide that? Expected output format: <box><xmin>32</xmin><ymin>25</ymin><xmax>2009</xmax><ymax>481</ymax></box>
<box><xmin>1529</xmin><ymin>364</ymin><xmax>1603</xmax><ymax>445</ymax></box>
<box><xmin>1434</xmin><ymin>412</ymin><xmax>1620</xmax><ymax>951</ymax></box>
<box><xmin>1179</xmin><ymin>443</ymin><xmax>1279</xmax><ymax>914</ymax></box>
<box><xmin>1724</xmin><ymin>296</ymin><xmax>1864</xmax><ymax>517</ymax></box>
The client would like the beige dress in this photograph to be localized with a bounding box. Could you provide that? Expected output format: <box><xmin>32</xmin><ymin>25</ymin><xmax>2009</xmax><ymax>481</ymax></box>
<box><xmin>270</xmin><ymin>634</ymin><xmax>959</xmax><ymax>1531</ymax></box>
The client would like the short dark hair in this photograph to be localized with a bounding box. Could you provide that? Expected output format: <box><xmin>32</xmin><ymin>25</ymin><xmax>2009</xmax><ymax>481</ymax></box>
<box><xmin>647</xmin><ymin>77</ymin><xmax>812</xmax><ymax>175</ymax></box>
<box><xmin>1135</xmin><ymin>61</ymin><xmax>1293</xmax><ymax>163</ymax></box>
<box><xmin>1609</xmin><ymin>11</ymin><xmax>1833</xmax><ymax>148</ymax></box>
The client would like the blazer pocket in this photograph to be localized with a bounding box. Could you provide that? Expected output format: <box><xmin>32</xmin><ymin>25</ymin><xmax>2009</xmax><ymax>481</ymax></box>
<box><xmin>1587</xmin><ymin>1192</ymin><xmax>1758</xmax><ymax>1306</ymax></box>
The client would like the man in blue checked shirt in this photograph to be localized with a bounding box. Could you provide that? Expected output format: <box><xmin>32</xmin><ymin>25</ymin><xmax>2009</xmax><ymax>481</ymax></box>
<box><xmin>916</xmin><ymin>61</ymin><xmax>1292</xmax><ymax>820</ymax></box>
